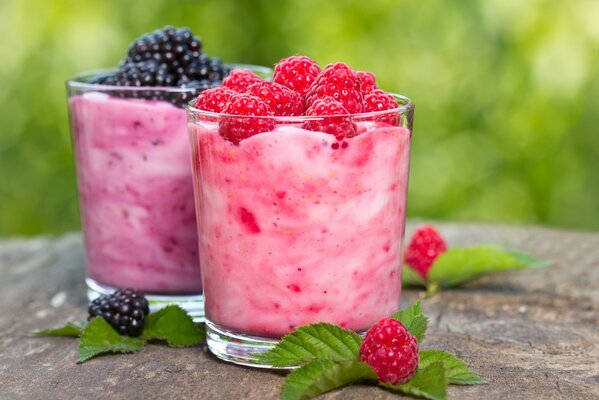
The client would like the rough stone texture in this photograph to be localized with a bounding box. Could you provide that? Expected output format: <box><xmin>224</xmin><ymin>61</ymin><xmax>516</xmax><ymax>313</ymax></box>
<box><xmin>0</xmin><ymin>223</ymin><xmax>598</xmax><ymax>400</ymax></box>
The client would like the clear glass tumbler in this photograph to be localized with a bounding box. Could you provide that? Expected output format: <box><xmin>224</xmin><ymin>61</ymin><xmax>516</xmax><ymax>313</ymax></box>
<box><xmin>67</xmin><ymin>66</ymin><xmax>270</xmax><ymax>319</ymax></box>
<box><xmin>187</xmin><ymin>94</ymin><xmax>415</xmax><ymax>366</ymax></box>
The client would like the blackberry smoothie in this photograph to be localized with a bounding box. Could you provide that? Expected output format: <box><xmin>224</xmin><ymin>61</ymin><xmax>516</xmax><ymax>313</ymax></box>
<box><xmin>67</xmin><ymin>26</ymin><xmax>235</xmax><ymax>315</ymax></box>
<box><xmin>188</xmin><ymin>56</ymin><xmax>414</xmax><ymax>366</ymax></box>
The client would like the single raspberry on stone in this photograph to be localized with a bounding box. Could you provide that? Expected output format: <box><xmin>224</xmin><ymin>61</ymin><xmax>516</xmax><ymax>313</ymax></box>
<box><xmin>360</xmin><ymin>318</ymin><xmax>419</xmax><ymax>385</ymax></box>
<box><xmin>363</xmin><ymin>89</ymin><xmax>399</xmax><ymax>125</ymax></box>
<box><xmin>195</xmin><ymin>87</ymin><xmax>236</xmax><ymax>112</ymax></box>
<box><xmin>358</xmin><ymin>71</ymin><xmax>378</xmax><ymax>94</ymax></box>
<box><xmin>222</xmin><ymin>68</ymin><xmax>263</xmax><ymax>92</ymax></box>
<box><xmin>303</xmin><ymin>97</ymin><xmax>357</xmax><ymax>141</ymax></box>
<box><xmin>405</xmin><ymin>225</ymin><xmax>448</xmax><ymax>279</ymax></box>
<box><xmin>305</xmin><ymin>62</ymin><xmax>364</xmax><ymax>114</ymax></box>
<box><xmin>219</xmin><ymin>93</ymin><xmax>274</xmax><ymax>144</ymax></box>
<box><xmin>273</xmin><ymin>55</ymin><xmax>322</xmax><ymax>96</ymax></box>
<box><xmin>246</xmin><ymin>81</ymin><xmax>304</xmax><ymax>116</ymax></box>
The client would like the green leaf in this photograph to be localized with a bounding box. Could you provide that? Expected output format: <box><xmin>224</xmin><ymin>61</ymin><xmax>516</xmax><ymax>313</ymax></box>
<box><xmin>382</xmin><ymin>361</ymin><xmax>448</xmax><ymax>400</ymax></box>
<box><xmin>281</xmin><ymin>360</ymin><xmax>378</xmax><ymax>400</ymax></box>
<box><xmin>505</xmin><ymin>250</ymin><xmax>550</xmax><ymax>268</ymax></box>
<box><xmin>254</xmin><ymin>323</ymin><xmax>362</xmax><ymax>367</ymax></box>
<box><xmin>390</xmin><ymin>301</ymin><xmax>428</xmax><ymax>342</ymax></box>
<box><xmin>33</xmin><ymin>322</ymin><xmax>84</xmax><ymax>337</ymax></box>
<box><xmin>140</xmin><ymin>305</ymin><xmax>205</xmax><ymax>347</ymax></box>
<box><xmin>402</xmin><ymin>265</ymin><xmax>427</xmax><ymax>287</ymax></box>
<box><xmin>428</xmin><ymin>246</ymin><xmax>547</xmax><ymax>288</ymax></box>
<box><xmin>419</xmin><ymin>350</ymin><xmax>483</xmax><ymax>385</ymax></box>
<box><xmin>78</xmin><ymin>318</ymin><xmax>144</xmax><ymax>363</ymax></box>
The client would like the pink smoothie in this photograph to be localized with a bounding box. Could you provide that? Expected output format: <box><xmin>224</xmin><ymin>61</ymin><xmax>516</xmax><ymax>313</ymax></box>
<box><xmin>69</xmin><ymin>92</ymin><xmax>201</xmax><ymax>294</ymax></box>
<box><xmin>190</xmin><ymin>121</ymin><xmax>411</xmax><ymax>337</ymax></box>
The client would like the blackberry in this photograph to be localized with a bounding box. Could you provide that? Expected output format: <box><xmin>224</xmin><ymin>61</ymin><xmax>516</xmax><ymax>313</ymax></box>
<box><xmin>86</xmin><ymin>26</ymin><xmax>230</xmax><ymax>107</ymax></box>
<box><xmin>88</xmin><ymin>289</ymin><xmax>150</xmax><ymax>337</ymax></box>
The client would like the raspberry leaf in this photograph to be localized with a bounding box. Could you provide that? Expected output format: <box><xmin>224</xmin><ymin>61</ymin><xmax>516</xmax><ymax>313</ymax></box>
<box><xmin>281</xmin><ymin>360</ymin><xmax>378</xmax><ymax>400</ymax></box>
<box><xmin>140</xmin><ymin>305</ymin><xmax>205</xmax><ymax>347</ymax></box>
<box><xmin>33</xmin><ymin>322</ymin><xmax>85</xmax><ymax>337</ymax></box>
<box><xmin>428</xmin><ymin>246</ymin><xmax>548</xmax><ymax>288</ymax></box>
<box><xmin>390</xmin><ymin>301</ymin><xmax>428</xmax><ymax>342</ymax></box>
<box><xmin>419</xmin><ymin>350</ymin><xmax>483</xmax><ymax>385</ymax></box>
<box><xmin>78</xmin><ymin>317</ymin><xmax>144</xmax><ymax>363</ymax></box>
<box><xmin>381</xmin><ymin>361</ymin><xmax>448</xmax><ymax>400</ymax></box>
<box><xmin>253</xmin><ymin>323</ymin><xmax>362</xmax><ymax>367</ymax></box>
<box><xmin>402</xmin><ymin>265</ymin><xmax>427</xmax><ymax>287</ymax></box>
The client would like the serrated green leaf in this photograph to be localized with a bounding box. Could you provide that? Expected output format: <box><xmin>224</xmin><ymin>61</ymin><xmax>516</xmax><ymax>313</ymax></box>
<box><xmin>390</xmin><ymin>301</ymin><xmax>428</xmax><ymax>342</ymax></box>
<box><xmin>140</xmin><ymin>305</ymin><xmax>205</xmax><ymax>347</ymax></box>
<box><xmin>505</xmin><ymin>251</ymin><xmax>550</xmax><ymax>268</ymax></box>
<box><xmin>419</xmin><ymin>350</ymin><xmax>483</xmax><ymax>385</ymax></box>
<box><xmin>34</xmin><ymin>322</ymin><xmax>84</xmax><ymax>337</ymax></box>
<box><xmin>282</xmin><ymin>360</ymin><xmax>378</xmax><ymax>400</ymax></box>
<box><xmin>78</xmin><ymin>318</ymin><xmax>144</xmax><ymax>363</ymax></box>
<box><xmin>402</xmin><ymin>265</ymin><xmax>427</xmax><ymax>287</ymax></box>
<box><xmin>428</xmin><ymin>246</ymin><xmax>546</xmax><ymax>288</ymax></box>
<box><xmin>382</xmin><ymin>361</ymin><xmax>448</xmax><ymax>400</ymax></box>
<box><xmin>254</xmin><ymin>323</ymin><xmax>362</xmax><ymax>367</ymax></box>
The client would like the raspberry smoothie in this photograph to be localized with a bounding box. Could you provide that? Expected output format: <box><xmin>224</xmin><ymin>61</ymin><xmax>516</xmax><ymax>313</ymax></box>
<box><xmin>69</xmin><ymin>92</ymin><xmax>200</xmax><ymax>293</ymax></box>
<box><xmin>190</xmin><ymin>56</ymin><xmax>414</xmax><ymax>364</ymax></box>
<box><xmin>190</xmin><ymin>121</ymin><xmax>411</xmax><ymax>336</ymax></box>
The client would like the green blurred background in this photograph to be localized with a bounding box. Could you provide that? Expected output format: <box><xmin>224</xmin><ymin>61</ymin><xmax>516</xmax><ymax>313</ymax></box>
<box><xmin>1</xmin><ymin>0</ymin><xmax>598</xmax><ymax>236</ymax></box>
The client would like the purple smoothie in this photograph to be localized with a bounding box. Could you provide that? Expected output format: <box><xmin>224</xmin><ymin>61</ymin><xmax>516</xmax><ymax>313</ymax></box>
<box><xmin>69</xmin><ymin>92</ymin><xmax>201</xmax><ymax>294</ymax></box>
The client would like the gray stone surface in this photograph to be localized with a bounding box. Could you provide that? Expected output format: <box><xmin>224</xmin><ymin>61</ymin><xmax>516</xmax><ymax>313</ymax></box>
<box><xmin>0</xmin><ymin>223</ymin><xmax>598</xmax><ymax>400</ymax></box>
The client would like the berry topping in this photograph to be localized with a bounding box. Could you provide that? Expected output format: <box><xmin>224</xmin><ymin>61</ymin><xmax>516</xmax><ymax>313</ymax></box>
<box><xmin>363</xmin><ymin>89</ymin><xmax>399</xmax><ymax>125</ymax></box>
<box><xmin>219</xmin><ymin>94</ymin><xmax>274</xmax><ymax>144</ymax></box>
<box><xmin>405</xmin><ymin>225</ymin><xmax>448</xmax><ymax>279</ymax></box>
<box><xmin>273</xmin><ymin>56</ymin><xmax>322</xmax><ymax>96</ymax></box>
<box><xmin>303</xmin><ymin>97</ymin><xmax>357</xmax><ymax>140</ymax></box>
<box><xmin>222</xmin><ymin>68</ymin><xmax>263</xmax><ymax>93</ymax></box>
<box><xmin>87</xmin><ymin>26</ymin><xmax>229</xmax><ymax>107</ymax></box>
<box><xmin>359</xmin><ymin>318</ymin><xmax>419</xmax><ymax>385</ymax></box>
<box><xmin>88</xmin><ymin>289</ymin><xmax>150</xmax><ymax>337</ymax></box>
<box><xmin>195</xmin><ymin>87</ymin><xmax>236</xmax><ymax>113</ymax></box>
<box><xmin>357</xmin><ymin>71</ymin><xmax>378</xmax><ymax>94</ymax></box>
<box><xmin>246</xmin><ymin>81</ymin><xmax>304</xmax><ymax>116</ymax></box>
<box><xmin>306</xmin><ymin>62</ymin><xmax>364</xmax><ymax>114</ymax></box>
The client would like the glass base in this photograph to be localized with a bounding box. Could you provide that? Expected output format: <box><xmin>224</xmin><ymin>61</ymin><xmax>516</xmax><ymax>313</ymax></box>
<box><xmin>206</xmin><ymin>320</ymin><xmax>295</xmax><ymax>369</ymax></box>
<box><xmin>86</xmin><ymin>278</ymin><xmax>204</xmax><ymax>322</ymax></box>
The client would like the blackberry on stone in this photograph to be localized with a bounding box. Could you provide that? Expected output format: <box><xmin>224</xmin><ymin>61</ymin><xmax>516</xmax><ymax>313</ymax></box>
<box><xmin>88</xmin><ymin>289</ymin><xmax>150</xmax><ymax>337</ymax></box>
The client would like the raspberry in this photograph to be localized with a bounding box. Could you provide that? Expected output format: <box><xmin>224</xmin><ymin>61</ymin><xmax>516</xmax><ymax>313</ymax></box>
<box><xmin>195</xmin><ymin>87</ymin><xmax>236</xmax><ymax>112</ymax></box>
<box><xmin>359</xmin><ymin>318</ymin><xmax>419</xmax><ymax>385</ymax></box>
<box><xmin>363</xmin><ymin>89</ymin><xmax>399</xmax><ymax>125</ymax></box>
<box><xmin>222</xmin><ymin>68</ymin><xmax>263</xmax><ymax>92</ymax></box>
<box><xmin>306</xmin><ymin>63</ymin><xmax>363</xmax><ymax>114</ymax></box>
<box><xmin>303</xmin><ymin>97</ymin><xmax>357</xmax><ymax>140</ymax></box>
<box><xmin>405</xmin><ymin>225</ymin><xmax>448</xmax><ymax>279</ymax></box>
<box><xmin>273</xmin><ymin>56</ymin><xmax>322</xmax><ymax>96</ymax></box>
<box><xmin>357</xmin><ymin>71</ymin><xmax>378</xmax><ymax>94</ymax></box>
<box><xmin>219</xmin><ymin>94</ymin><xmax>274</xmax><ymax>144</ymax></box>
<box><xmin>246</xmin><ymin>81</ymin><xmax>304</xmax><ymax>116</ymax></box>
<box><xmin>88</xmin><ymin>289</ymin><xmax>150</xmax><ymax>337</ymax></box>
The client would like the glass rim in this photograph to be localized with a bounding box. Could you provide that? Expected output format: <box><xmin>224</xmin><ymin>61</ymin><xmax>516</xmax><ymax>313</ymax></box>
<box><xmin>187</xmin><ymin>92</ymin><xmax>415</xmax><ymax>122</ymax></box>
<box><xmin>66</xmin><ymin>63</ymin><xmax>272</xmax><ymax>93</ymax></box>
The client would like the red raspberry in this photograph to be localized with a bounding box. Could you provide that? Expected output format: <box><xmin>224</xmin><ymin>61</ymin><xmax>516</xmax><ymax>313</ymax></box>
<box><xmin>273</xmin><ymin>56</ymin><xmax>321</xmax><ymax>96</ymax></box>
<box><xmin>306</xmin><ymin>63</ymin><xmax>364</xmax><ymax>114</ymax></box>
<box><xmin>357</xmin><ymin>71</ymin><xmax>378</xmax><ymax>94</ymax></box>
<box><xmin>222</xmin><ymin>69</ymin><xmax>263</xmax><ymax>93</ymax></box>
<box><xmin>405</xmin><ymin>225</ymin><xmax>448</xmax><ymax>279</ymax></box>
<box><xmin>363</xmin><ymin>89</ymin><xmax>399</xmax><ymax>125</ymax></box>
<box><xmin>219</xmin><ymin>94</ymin><xmax>274</xmax><ymax>144</ymax></box>
<box><xmin>360</xmin><ymin>318</ymin><xmax>419</xmax><ymax>385</ymax></box>
<box><xmin>303</xmin><ymin>97</ymin><xmax>357</xmax><ymax>141</ymax></box>
<box><xmin>246</xmin><ymin>81</ymin><xmax>304</xmax><ymax>116</ymax></box>
<box><xmin>195</xmin><ymin>87</ymin><xmax>236</xmax><ymax>113</ymax></box>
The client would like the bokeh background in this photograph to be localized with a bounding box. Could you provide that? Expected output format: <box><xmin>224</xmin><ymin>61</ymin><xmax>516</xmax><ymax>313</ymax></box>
<box><xmin>1</xmin><ymin>0</ymin><xmax>598</xmax><ymax>236</ymax></box>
